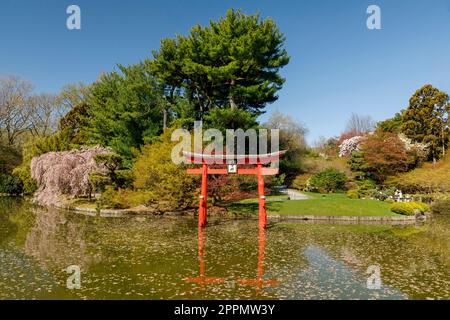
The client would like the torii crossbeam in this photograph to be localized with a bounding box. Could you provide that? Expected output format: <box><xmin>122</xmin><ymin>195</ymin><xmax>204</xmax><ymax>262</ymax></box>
<box><xmin>183</xmin><ymin>151</ymin><xmax>286</xmax><ymax>229</ymax></box>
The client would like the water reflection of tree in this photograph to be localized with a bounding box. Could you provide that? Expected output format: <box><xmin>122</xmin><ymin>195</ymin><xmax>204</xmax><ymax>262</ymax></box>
<box><xmin>0</xmin><ymin>197</ymin><xmax>23</xmax><ymax>244</ymax></box>
<box><xmin>24</xmin><ymin>207</ymin><xmax>102</xmax><ymax>270</ymax></box>
<box><xmin>0</xmin><ymin>211</ymin><xmax>17</xmax><ymax>244</ymax></box>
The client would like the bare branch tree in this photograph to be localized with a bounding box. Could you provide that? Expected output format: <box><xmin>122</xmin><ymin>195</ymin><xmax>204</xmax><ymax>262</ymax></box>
<box><xmin>0</xmin><ymin>75</ymin><xmax>34</xmax><ymax>146</ymax></box>
<box><xmin>28</xmin><ymin>93</ymin><xmax>64</xmax><ymax>137</ymax></box>
<box><xmin>345</xmin><ymin>113</ymin><xmax>375</xmax><ymax>136</ymax></box>
<box><xmin>59</xmin><ymin>82</ymin><xmax>90</xmax><ymax>111</ymax></box>
<box><xmin>264</xmin><ymin>111</ymin><xmax>308</xmax><ymax>149</ymax></box>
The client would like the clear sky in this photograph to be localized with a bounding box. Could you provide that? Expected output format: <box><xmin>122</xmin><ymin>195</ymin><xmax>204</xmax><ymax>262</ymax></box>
<box><xmin>1</xmin><ymin>0</ymin><xmax>450</xmax><ymax>143</ymax></box>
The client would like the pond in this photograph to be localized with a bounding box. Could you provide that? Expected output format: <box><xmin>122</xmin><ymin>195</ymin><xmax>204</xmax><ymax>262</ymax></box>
<box><xmin>0</xmin><ymin>197</ymin><xmax>449</xmax><ymax>300</ymax></box>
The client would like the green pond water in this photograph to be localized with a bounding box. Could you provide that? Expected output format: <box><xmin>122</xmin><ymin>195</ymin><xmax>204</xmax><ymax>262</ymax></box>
<box><xmin>0</xmin><ymin>197</ymin><xmax>449</xmax><ymax>300</ymax></box>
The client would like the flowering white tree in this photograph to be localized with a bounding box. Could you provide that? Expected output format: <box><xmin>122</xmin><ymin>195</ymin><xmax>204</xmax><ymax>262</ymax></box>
<box><xmin>339</xmin><ymin>136</ymin><xmax>364</xmax><ymax>157</ymax></box>
<box><xmin>398</xmin><ymin>133</ymin><xmax>429</xmax><ymax>160</ymax></box>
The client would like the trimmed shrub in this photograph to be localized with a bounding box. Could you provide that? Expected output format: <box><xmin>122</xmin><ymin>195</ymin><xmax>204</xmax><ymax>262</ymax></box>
<box><xmin>414</xmin><ymin>202</ymin><xmax>430</xmax><ymax>213</ymax></box>
<box><xmin>390</xmin><ymin>203</ymin><xmax>415</xmax><ymax>215</ymax></box>
<box><xmin>390</xmin><ymin>202</ymin><xmax>430</xmax><ymax>216</ymax></box>
<box><xmin>309</xmin><ymin>168</ymin><xmax>347</xmax><ymax>193</ymax></box>
<box><xmin>346</xmin><ymin>189</ymin><xmax>359</xmax><ymax>199</ymax></box>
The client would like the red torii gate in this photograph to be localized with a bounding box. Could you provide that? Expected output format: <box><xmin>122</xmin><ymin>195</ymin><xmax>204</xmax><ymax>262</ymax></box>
<box><xmin>184</xmin><ymin>151</ymin><xmax>286</xmax><ymax>229</ymax></box>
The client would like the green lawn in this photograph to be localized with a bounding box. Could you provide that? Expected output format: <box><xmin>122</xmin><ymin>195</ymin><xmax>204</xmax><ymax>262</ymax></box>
<box><xmin>228</xmin><ymin>193</ymin><xmax>400</xmax><ymax>217</ymax></box>
<box><xmin>239</xmin><ymin>194</ymin><xmax>289</xmax><ymax>203</ymax></box>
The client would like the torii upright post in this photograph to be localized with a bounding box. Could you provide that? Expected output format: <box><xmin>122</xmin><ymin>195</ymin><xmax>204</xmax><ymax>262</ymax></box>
<box><xmin>257</xmin><ymin>160</ymin><xmax>266</xmax><ymax>230</ymax></box>
<box><xmin>199</xmin><ymin>161</ymin><xmax>208</xmax><ymax>228</ymax></box>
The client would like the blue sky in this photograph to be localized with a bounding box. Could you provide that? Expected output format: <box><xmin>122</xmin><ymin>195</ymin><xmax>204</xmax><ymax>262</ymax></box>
<box><xmin>1</xmin><ymin>0</ymin><xmax>450</xmax><ymax>143</ymax></box>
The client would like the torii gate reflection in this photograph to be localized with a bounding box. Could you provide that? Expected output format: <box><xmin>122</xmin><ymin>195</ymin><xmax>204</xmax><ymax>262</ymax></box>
<box><xmin>237</xmin><ymin>228</ymin><xmax>279</xmax><ymax>289</ymax></box>
<box><xmin>185</xmin><ymin>227</ymin><xmax>226</xmax><ymax>287</ymax></box>
<box><xmin>185</xmin><ymin>227</ymin><xmax>279</xmax><ymax>290</ymax></box>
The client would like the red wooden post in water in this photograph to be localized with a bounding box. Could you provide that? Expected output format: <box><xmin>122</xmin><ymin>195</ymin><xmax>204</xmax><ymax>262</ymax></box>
<box><xmin>184</xmin><ymin>151</ymin><xmax>286</xmax><ymax>229</ymax></box>
<box><xmin>257</xmin><ymin>160</ymin><xmax>267</xmax><ymax>230</ymax></box>
<box><xmin>199</xmin><ymin>161</ymin><xmax>208</xmax><ymax>228</ymax></box>
<box><xmin>237</xmin><ymin>227</ymin><xmax>279</xmax><ymax>288</ymax></box>
<box><xmin>185</xmin><ymin>227</ymin><xmax>226</xmax><ymax>286</ymax></box>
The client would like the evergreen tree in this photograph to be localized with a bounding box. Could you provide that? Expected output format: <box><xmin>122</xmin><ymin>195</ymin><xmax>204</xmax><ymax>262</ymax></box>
<box><xmin>87</xmin><ymin>63</ymin><xmax>164</xmax><ymax>160</ymax></box>
<box><xmin>376</xmin><ymin>112</ymin><xmax>404</xmax><ymax>133</ymax></box>
<box><xmin>150</xmin><ymin>9</ymin><xmax>289</xmax><ymax>118</ymax></box>
<box><xmin>401</xmin><ymin>84</ymin><xmax>450</xmax><ymax>161</ymax></box>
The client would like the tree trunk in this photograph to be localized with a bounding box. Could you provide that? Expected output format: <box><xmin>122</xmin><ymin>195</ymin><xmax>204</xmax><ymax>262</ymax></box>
<box><xmin>229</xmin><ymin>79</ymin><xmax>237</xmax><ymax>109</ymax></box>
<box><xmin>163</xmin><ymin>108</ymin><xmax>167</xmax><ymax>131</ymax></box>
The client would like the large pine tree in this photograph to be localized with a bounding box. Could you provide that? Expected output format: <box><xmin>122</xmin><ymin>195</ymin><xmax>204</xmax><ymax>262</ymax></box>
<box><xmin>150</xmin><ymin>9</ymin><xmax>290</xmax><ymax>118</ymax></box>
<box><xmin>401</xmin><ymin>84</ymin><xmax>450</xmax><ymax>161</ymax></box>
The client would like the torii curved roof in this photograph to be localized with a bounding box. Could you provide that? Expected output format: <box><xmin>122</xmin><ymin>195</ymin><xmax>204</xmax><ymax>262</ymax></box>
<box><xmin>182</xmin><ymin>150</ymin><xmax>287</xmax><ymax>164</ymax></box>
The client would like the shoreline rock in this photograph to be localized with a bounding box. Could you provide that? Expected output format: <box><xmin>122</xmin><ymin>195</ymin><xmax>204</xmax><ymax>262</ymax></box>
<box><xmin>268</xmin><ymin>213</ymin><xmax>429</xmax><ymax>224</ymax></box>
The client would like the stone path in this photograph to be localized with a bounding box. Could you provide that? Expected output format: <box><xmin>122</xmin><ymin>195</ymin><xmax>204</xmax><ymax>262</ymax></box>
<box><xmin>284</xmin><ymin>189</ymin><xmax>310</xmax><ymax>200</ymax></box>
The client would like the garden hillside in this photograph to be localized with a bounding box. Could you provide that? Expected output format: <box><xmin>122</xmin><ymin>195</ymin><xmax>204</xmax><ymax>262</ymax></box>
<box><xmin>387</xmin><ymin>153</ymin><xmax>450</xmax><ymax>194</ymax></box>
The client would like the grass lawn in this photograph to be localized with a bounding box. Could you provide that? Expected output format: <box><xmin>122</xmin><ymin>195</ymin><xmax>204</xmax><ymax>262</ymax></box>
<box><xmin>239</xmin><ymin>194</ymin><xmax>289</xmax><ymax>203</ymax></box>
<box><xmin>228</xmin><ymin>192</ymin><xmax>400</xmax><ymax>217</ymax></box>
<box><xmin>69</xmin><ymin>198</ymin><xmax>97</xmax><ymax>209</ymax></box>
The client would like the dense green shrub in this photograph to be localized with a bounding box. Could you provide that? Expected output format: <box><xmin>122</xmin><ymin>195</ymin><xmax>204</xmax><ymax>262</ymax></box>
<box><xmin>390</xmin><ymin>202</ymin><xmax>430</xmax><ymax>216</ymax></box>
<box><xmin>268</xmin><ymin>174</ymin><xmax>286</xmax><ymax>188</ymax></box>
<box><xmin>414</xmin><ymin>202</ymin><xmax>430</xmax><ymax>213</ymax></box>
<box><xmin>97</xmin><ymin>186</ymin><xmax>154</xmax><ymax>209</ymax></box>
<box><xmin>309</xmin><ymin>168</ymin><xmax>347</xmax><ymax>192</ymax></box>
<box><xmin>12</xmin><ymin>166</ymin><xmax>37</xmax><ymax>195</ymax></box>
<box><xmin>346</xmin><ymin>189</ymin><xmax>359</xmax><ymax>199</ymax></box>
<box><xmin>0</xmin><ymin>174</ymin><xmax>23</xmax><ymax>194</ymax></box>
<box><xmin>390</xmin><ymin>203</ymin><xmax>415</xmax><ymax>215</ymax></box>
<box><xmin>131</xmin><ymin>131</ymin><xmax>197</xmax><ymax>211</ymax></box>
<box><xmin>292</xmin><ymin>174</ymin><xmax>312</xmax><ymax>191</ymax></box>
<box><xmin>89</xmin><ymin>172</ymin><xmax>112</xmax><ymax>193</ymax></box>
<box><xmin>0</xmin><ymin>145</ymin><xmax>22</xmax><ymax>174</ymax></box>
<box><xmin>93</xmin><ymin>154</ymin><xmax>133</xmax><ymax>189</ymax></box>
<box><xmin>356</xmin><ymin>179</ymin><xmax>377</xmax><ymax>197</ymax></box>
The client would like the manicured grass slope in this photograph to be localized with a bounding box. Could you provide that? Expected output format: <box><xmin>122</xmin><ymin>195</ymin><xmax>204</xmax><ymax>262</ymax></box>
<box><xmin>230</xmin><ymin>193</ymin><xmax>399</xmax><ymax>217</ymax></box>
